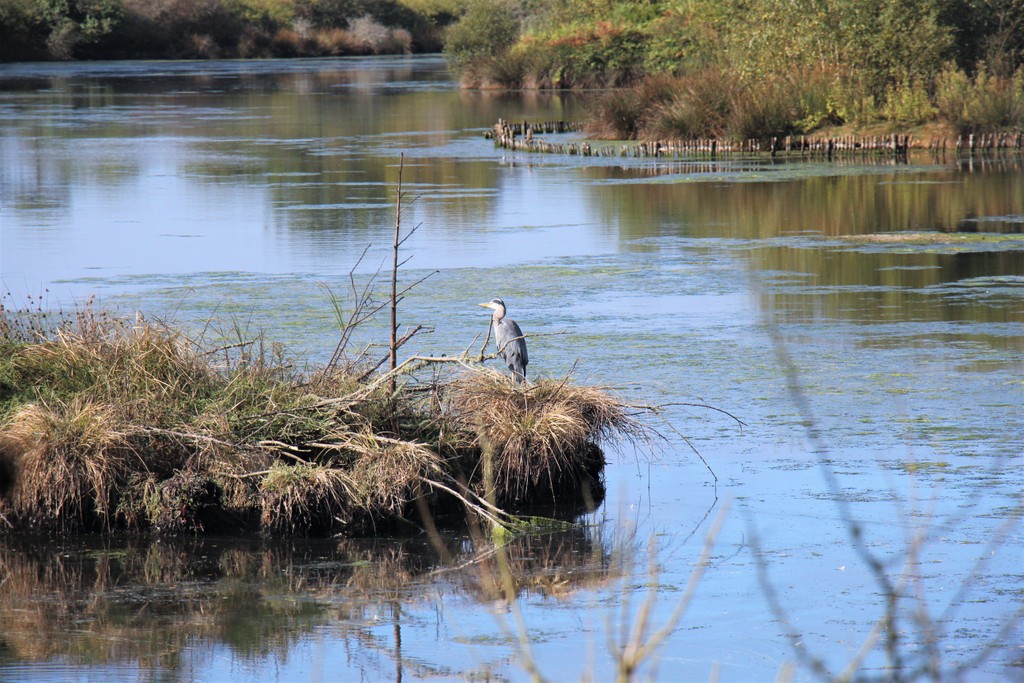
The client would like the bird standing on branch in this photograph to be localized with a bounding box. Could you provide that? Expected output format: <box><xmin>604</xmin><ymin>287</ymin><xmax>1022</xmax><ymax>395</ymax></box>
<box><xmin>479</xmin><ymin>298</ymin><xmax>529</xmax><ymax>383</ymax></box>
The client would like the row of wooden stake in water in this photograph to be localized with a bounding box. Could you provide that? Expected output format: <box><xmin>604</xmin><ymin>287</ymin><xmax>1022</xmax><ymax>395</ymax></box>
<box><xmin>487</xmin><ymin>119</ymin><xmax>1024</xmax><ymax>159</ymax></box>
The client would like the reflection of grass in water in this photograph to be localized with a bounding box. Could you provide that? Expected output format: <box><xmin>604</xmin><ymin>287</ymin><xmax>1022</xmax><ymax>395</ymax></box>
<box><xmin>0</xmin><ymin>525</ymin><xmax>626</xmax><ymax>676</ymax></box>
<box><xmin>883</xmin><ymin>460</ymin><xmax>951</xmax><ymax>475</ymax></box>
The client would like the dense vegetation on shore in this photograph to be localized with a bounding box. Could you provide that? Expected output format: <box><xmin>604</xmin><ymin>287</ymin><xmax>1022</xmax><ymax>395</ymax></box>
<box><xmin>5</xmin><ymin>0</ymin><xmax>1021</xmax><ymax>139</ymax></box>
<box><xmin>447</xmin><ymin>0</ymin><xmax>1024</xmax><ymax>138</ymax></box>
<box><xmin>0</xmin><ymin>0</ymin><xmax>462</xmax><ymax>60</ymax></box>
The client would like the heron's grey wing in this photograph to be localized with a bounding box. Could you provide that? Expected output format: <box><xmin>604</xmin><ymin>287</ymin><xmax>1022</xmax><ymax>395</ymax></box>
<box><xmin>505</xmin><ymin>319</ymin><xmax>528</xmax><ymax>367</ymax></box>
<box><xmin>494</xmin><ymin>319</ymin><xmax>514</xmax><ymax>361</ymax></box>
<box><xmin>497</xmin><ymin>319</ymin><xmax>528</xmax><ymax>379</ymax></box>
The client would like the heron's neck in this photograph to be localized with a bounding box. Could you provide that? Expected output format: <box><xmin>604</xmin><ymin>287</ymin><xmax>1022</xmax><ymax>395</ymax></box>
<box><xmin>492</xmin><ymin>309</ymin><xmax>505</xmax><ymax>322</ymax></box>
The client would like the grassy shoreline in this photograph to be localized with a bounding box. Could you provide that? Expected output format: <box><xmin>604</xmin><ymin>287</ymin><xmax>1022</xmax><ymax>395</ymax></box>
<box><xmin>445</xmin><ymin>0</ymin><xmax>1024</xmax><ymax>142</ymax></box>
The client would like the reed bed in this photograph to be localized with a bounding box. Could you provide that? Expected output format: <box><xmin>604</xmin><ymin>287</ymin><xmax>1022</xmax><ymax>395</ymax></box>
<box><xmin>0</xmin><ymin>300</ymin><xmax>649</xmax><ymax>537</ymax></box>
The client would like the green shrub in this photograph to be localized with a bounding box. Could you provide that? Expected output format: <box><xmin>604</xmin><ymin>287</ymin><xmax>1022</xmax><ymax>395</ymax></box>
<box><xmin>829</xmin><ymin>75</ymin><xmax>881</xmax><ymax>126</ymax></box>
<box><xmin>20</xmin><ymin>0</ymin><xmax>127</xmax><ymax>60</ymax></box>
<box><xmin>936</xmin><ymin>64</ymin><xmax>1024</xmax><ymax>134</ymax></box>
<box><xmin>643</xmin><ymin>67</ymin><xmax>734</xmax><ymax>139</ymax></box>
<box><xmin>0</xmin><ymin>0</ymin><xmax>47</xmax><ymax>61</ymax></box>
<box><xmin>225</xmin><ymin>0</ymin><xmax>296</xmax><ymax>30</ymax></box>
<box><xmin>443</xmin><ymin>0</ymin><xmax>518</xmax><ymax>70</ymax></box>
<box><xmin>970</xmin><ymin>69</ymin><xmax>1024</xmax><ymax>130</ymax></box>
<box><xmin>882</xmin><ymin>77</ymin><xmax>937</xmax><ymax>125</ymax></box>
<box><xmin>934</xmin><ymin>65</ymin><xmax>972</xmax><ymax>127</ymax></box>
<box><xmin>481</xmin><ymin>47</ymin><xmax>534</xmax><ymax>87</ymax></box>
<box><xmin>516</xmin><ymin>18</ymin><xmax>651</xmax><ymax>88</ymax></box>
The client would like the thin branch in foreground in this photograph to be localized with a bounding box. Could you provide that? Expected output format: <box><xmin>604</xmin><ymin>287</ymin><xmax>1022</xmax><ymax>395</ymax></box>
<box><xmin>610</xmin><ymin>500</ymin><xmax>730</xmax><ymax>682</ymax></box>
<box><xmin>747</xmin><ymin>517</ymin><xmax>833</xmax><ymax>681</ymax></box>
<box><xmin>654</xmin><ymin>401</ymin><xmax>747</xmax><ymax>428</ymax></box>
<box><xmin>635</xmin><ymin>402</ymin><xmax>719</xmax><ymax>490</ymax></box>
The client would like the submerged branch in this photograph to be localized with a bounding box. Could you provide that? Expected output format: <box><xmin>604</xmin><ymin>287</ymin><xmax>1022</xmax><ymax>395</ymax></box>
<box><xmin>654</xmin><ymin>401</ymin><xmax>747</xmax><ymax>427</ymax></box>
<box><xmin>419</xmin><ymin>475</ymin><xmax>513</xmax><ymax>530</ymax></box>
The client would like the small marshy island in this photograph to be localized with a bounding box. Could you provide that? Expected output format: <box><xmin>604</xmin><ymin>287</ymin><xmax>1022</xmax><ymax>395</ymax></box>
<box><xmin>0</xmin><ymin>295</ymin><xmax>648</xmax><ymax>538</ymax></box>
<box><xmin>0</xmin><ymin>159</ymin><xmax>662</xmax><ymax>539</ymax></box>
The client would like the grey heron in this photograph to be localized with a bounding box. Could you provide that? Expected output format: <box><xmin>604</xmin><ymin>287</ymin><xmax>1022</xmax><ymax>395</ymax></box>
<box><xmin>478</xmin><ymin>298</ymin><xmax>528</xmax><ymax>383</ymax></box>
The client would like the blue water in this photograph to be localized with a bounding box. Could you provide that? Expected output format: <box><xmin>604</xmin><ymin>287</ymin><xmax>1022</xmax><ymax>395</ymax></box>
<box><xmin>1</xmin><ymin>55</ymin><xmax>1022</xmax><ymax>682</ymax></box>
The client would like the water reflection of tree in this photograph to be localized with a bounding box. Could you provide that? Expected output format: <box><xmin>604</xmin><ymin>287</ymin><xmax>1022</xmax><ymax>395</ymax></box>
<box><xmin>603</xmin><ymin>157</ymin><xmax>1024</xmax><ymax>242</ymax></box>
<box><xmin>0</xmin><ymin>525</ymin><xmax>623</xmax><ymax>680</ymax></box>
<box><xmin>595</xmin><ymin>159</ymin><xmax>1024</xmax><ymax>334</ymax></box>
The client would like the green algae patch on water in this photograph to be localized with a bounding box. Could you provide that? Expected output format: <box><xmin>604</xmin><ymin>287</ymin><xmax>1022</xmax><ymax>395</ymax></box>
<box><xmin>837</xmin><ymin>231</ymin><xmax>1024</xmax><ymax>253</ymax></box>
<box><xmin>885</xmin><ymin>460</ymin><xmax>953</xmax><ymax>475</ymax></box>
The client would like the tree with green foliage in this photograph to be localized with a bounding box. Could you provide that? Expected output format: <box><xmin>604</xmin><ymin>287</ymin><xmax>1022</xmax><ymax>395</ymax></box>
<box><xmin>443</xmin><ymin>0</ymin><xmax>518</xmax><ymax>69</ymax></box>
<box><xmin>0</xmin><ymin>0</ymin><xmax>47</xmax><ymax>60</ymax></box>
<box><xmin>0</xmin><ymin>0</ymin><xmax>124</xmax><ymax>60</ymax></box>
<box><xmin>938</xmin><ymin>0</ymin><xmax>1024</xmax><ymax>75</ymax></box>
<box><xmin>0</xmin><ymin>0</ymin><xmax>447</xmax><ymax>60</ymax></box>
<box><xmin>443</xmin><ymin>0</ymin><xmax>1024</xmax><ymax>136</ymax></box>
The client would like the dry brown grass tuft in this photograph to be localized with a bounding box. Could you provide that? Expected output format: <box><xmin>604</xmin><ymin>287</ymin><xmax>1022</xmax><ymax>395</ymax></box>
<box><xmin>259</xmin><ymin>462</ymin><xmax>355</xmax><ymax>536</ymax></box>
<box><xmin>256</xmin><ymin>432</ymin><xmax>444</xmax><ymax>536</ymax></box>
<box><xmin>342</xmin><ymin>432</ymin><xmax>444</xmax><ymax>515</ymax></box>
<box><xmin>0</xmin><ymin>397</ymin><xmax>134</xmax><ymax>532</ymax></box>
<box><xmin>9</xmin><ymin>317</ymin><xmax>214</xmax><ymax>423</ymax></box>
<box><xmin>447</xmin><ymin>369</ymin><xmax>644</xmax><ymax>504</ymax></box>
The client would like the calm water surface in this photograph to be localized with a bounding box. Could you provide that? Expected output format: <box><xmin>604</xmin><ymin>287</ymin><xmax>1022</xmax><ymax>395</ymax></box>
<box><xmin>1</xmin><ymin>56</ymin><xmax>1023</xmax><ymax>682</ymax></box>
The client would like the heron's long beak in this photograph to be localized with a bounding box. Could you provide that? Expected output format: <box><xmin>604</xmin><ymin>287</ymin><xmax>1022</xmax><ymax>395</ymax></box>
<box><xmin>478</xmin><ymin>302</ymin><xmax>496</xmax><ymax>310</ymax></box>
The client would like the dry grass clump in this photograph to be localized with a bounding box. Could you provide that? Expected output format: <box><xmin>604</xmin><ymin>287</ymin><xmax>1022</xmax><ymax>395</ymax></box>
<box><xmin>0</xmin><ymin>397</ymin><xmax>134</xmax><ymax>532</ymax></box>
<box><xmin>6</xmin><ymin>312</ymin><xmax>215</xmax><ymax>427</ymax></box>
<box><xmin>339</xmin><ymin>432</ymin><xmax>444</xmax><ymax>515</ymax></box>
<box><xmin>260</xmin><ymin>463</ymin><xmax>354</xmax><ymax>536</ymax></box>
<box><xmin>257</xmin><ymin>433</ymin><xmax>445</xmax><ymax>536</ymax></box>
<box><xmin>447</xmin><ymin>368</ymin><xmax>644</xmax><ymax>506</ymax></box>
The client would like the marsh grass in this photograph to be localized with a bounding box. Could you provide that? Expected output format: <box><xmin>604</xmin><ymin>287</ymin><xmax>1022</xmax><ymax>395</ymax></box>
<box><xmin>588</xmin><ymin>59</ymin><xmax>1022</xmax><ymax>143</ymax></box>
<box><xmin>592</xmin><ymin>66</ymin><xmax>841</xmax><ymax>142</ymax></box>
<box><xmin>447</xmin><ymin>368</ymin><xmax>645</xmax><ymax>507</ymax></box>
<box><xmin>0</xmin><ymin>297</ymin><xmax>648</xmax><ymax>537</ymax></box>
<box><xmin>586</xmin><ymin>74</ymin><xmax>681</xmax><ymax>139</ymax></box>
<box><xmin>0</xmin><ymin>397</ymin><xmax>134</xmax><ymax>532</ymax></box>
<box><xmin>645</xmin><ymin>68</ymin><xmax>734</xmax><ymax>139</ymax></box>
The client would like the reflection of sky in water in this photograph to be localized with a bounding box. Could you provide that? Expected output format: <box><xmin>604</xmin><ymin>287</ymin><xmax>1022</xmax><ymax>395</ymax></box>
<box><xmin>2</xmin><ymin>139</ymin><xmax>621</xmax><ymax>297</ymax></box>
